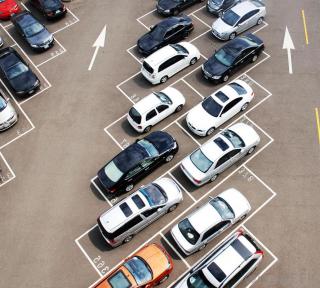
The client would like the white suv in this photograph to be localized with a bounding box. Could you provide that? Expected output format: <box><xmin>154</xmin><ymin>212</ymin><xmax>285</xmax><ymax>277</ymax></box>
<box><xmin>141</xmin><ymin>42</ymin><xmax>200</xmax><ymax>85</ymax></box>
<box><xmin>127</xmin><ymin>87</ymin><xmax>185</xmax><ymax>133</ymax></box>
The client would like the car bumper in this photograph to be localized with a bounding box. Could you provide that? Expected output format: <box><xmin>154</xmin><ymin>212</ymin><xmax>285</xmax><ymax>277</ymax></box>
<box><xmin>0</xmin><ymin>113</ymin><xmax>18</xmax><ymax>132</ymax></box>
<box><xmin>46</xmin><ymin>8</ymin><xmax>67</xmax><ymax>19</ymax></box>
<box><xmin>202</xmin><ymin>71</ymin><xmax>222</xmax><ymax>84</ymax></box>
<box><xmin>16</xmin><ymin>81</ymin><xmax>41</xmax><ymax>97</ymax></box>
<box><xmin>211</xmin><ymin>29</ymin><xmax>229</xmax><ymax>40</ymax></box>
<box><xmin>156</xmin><ymin>6</ymin><xmax>173</xmax><ymax>16</ymax></box>
<box><xmin>186</xmin><ymin>121</ymin><xmax>207</xmax><ymax>137</ymax></box>
<box><xmin>206</xmin><ymin>4</ymin><xmax>220</xmax><ymax>15</ymax></box>
<box><xmin>31</xmin><ymin>38</ymin><xmax>55</xmax><ymax>52</ymax></box>
<box><xmin>141</xmin><ymin>70</ymin><xmax>159</xmax><ymax>85</ymax></box>
<box><xmin>127</xmin><ymin>115</ymin><xmax>144</xmax><ymax>133</ymax></box>
<box><xmin>180</xmin><ymin>163</ymin><xmax>203</xmax><ymax>187</ymax></box>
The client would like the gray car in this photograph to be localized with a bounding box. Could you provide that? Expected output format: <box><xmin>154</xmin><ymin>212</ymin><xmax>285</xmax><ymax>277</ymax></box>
<box><xmin>0</xmin><ymin>93</ymin><xmax>18</xmax><ymax>132</ymax></box>
<box><xmin>212</xmin><ymin>0</ymin><xmax>266</xmax><ymax>40</ymax></box>
<box><xmin>207</xmin><ymin>0</ymin><xmax>240</xmax><ymax>17</ymax></box>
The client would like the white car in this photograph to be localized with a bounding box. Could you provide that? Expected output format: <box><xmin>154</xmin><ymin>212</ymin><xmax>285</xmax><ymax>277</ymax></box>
<box><xmin>186</xmin><ymin>80</ymin><xmax>254</xmax><ymax>136</ymax></box>
<box><xmin>127</xmin><ymin>87</ymin><xmax>185</xmax><ymax>133</ymax></box>
<box><xmin>180</xmin><ymin>123</ymin><xmax>260</xmax><ymax>186</ymax></box>
<box><xmin>172</xmin><ymin>229</ymin><xmax>264</xmax><ymax>288</ymax></box>
<box><xmin>98</xmin><ymin>177</ymin><xmax>183</xmax><ymax>247</ymax></box>
<box><xmin>171</xmin><ymin>188</ymin><xmax>251</xmax><ymax>255</ymax></box>
<box><xmin>0</xmin><ymin>93</ymin><xmax>18</xmax><ymax>132</ymax></box>
<box><xmin>141</xmin><ymin>42</ymin><xmax>200</xmax><ymax>85</ymax></box>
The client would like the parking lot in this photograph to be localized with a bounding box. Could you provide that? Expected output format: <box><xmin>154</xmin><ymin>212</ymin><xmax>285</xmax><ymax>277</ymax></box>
<box><xmin>0</xmin><ymin>0</ymin><xmax>319</xmax><ymax>288</ymax></box>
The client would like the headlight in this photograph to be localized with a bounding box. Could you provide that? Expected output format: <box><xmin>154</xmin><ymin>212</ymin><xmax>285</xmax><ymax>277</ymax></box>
<box><xmin>30</xmin><ymin>44</ymin><xmax>39</xmax><ymax>48</ymax></box>
<box><xmin>213</xmin><ymin>75</ymin><xmax>221</xmax><ymax>79</ymax></box>
<box><xmin>164</xmin><ymin>9</ymin><xmax>170</xmax><ymax>13</ymax></box>
<box><xmin>33</xmin><ymin>79</ymin><xmax>40</xmax><ymax>87</ymax></box>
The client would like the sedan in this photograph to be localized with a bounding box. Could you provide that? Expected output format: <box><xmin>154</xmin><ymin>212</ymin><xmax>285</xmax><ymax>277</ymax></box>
<box><xmin>29</xmin><ymin>0</ymin><xmax>67</xmax><ymax>19</ymax></box>
<box><xmin>137</xmin><ymin>15</ymin><xmax>194</xmax><ymax>55</ymax></box>
<box><xmin>127</xmin><ymin>87</ymin><xmax>185</xmax><ymax>133</ymax></box>
<box><xmin>207</xmin><ymin>0</ymin><xmax>239</xmax><ymax>17</ymax></box>
<box><xmin>171</xmin><ymin>188</ymin><xmax>251</xmax><ymax>255</ymax></box>
<box><xmin>93</xmin><ymin>243</ymin><xmax>173</xmax><ymax>288</ymax></box>
<box><xmin>0</xmin><ymin>93</ymin><xmax>18</xmax><ymax>131</ymax></box>
<box><xmin>11</xmin><ymin>11</ymin><xmax>54</xmax><ymax>51</ymax></box>
<box><xmin>186</xmin><ymin>79</ymin><xmax>254</xmax><ymax>136</ymax></box>
<box><xmin>0</xmin><ymin>0</ymin><xmax>21</xmax><ymax>20</ymax></box>
<box><xmin>180</xmin><ymin>122</ymin><xmax>260</xmax><ymax>186</ymax></box>
<box><xmin>212</xmin><ymin>0</ymin><xmax>266</xmax><ymax>40</ymax></box>
<box><xmin>98</xmin><ymin>131</ymin><xmax>179</xmax><ymax>193</ymax></box>
<box><xmin>202</xmin><ymin>33</ymin><xmax>264</xmax><ymax>83</ymax></box>
<box><xmin>0</xmin><ymin>47</ymin><xmax>40</xmax><ymax>96</ymax></box>
<box><xmin>157</xmin><ymin>0</ymin><xmax>204</xmax><ymax>16</ymax></box>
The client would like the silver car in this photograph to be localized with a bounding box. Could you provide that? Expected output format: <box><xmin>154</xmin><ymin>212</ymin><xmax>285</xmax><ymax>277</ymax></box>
<box><xmin>0</xmin><ymin>93</ymin><xmax>18</xmax><ymax>132</ymax></box>
<box><xmin>97</xmin><ymin>177</ymin><xmax>183</xmax><ymax>247</ymax></box>
<box><xmin>212</xmin><ymin>0</ymin><xmax>266</xmax><ymax>40</ymax></box>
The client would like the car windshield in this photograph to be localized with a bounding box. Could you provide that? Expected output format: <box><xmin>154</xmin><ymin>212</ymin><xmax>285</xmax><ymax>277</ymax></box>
<box><xmin>24</xmin><ymin>22</ymin><xmax>44</xmax><ymax>37</ymax></box>
<box><xmin>221</xmin><ymin>129</ymin><xmax>245</xmax><ymax>148</ymax></box>
<box><xmin>187</xmin><ymin>270</ymin><xmax>216</xmax><ymax>288</ymax></box>
<box><xmin>139</xmin><ymin>183</ymin><xmax>167</xmax><ymax>206</ymax></box>
<box><xmin>222</xmin><ymin>9</ymin><xmax>240</xmax><ymax>26</ymax></box>
<box><xmin>170</xmin><ymin>44</ymin><xmax>188</xmax><ymax>54</ymax></box>
<box><xmin>212</xmin><ymin>0</ymin><xmax>223</xmax><ymax>5</ymax></box>
<box><xmin>0</xmin><ymin>96</ymin><xmax>7</xmax><ymax>112</ymax></box>
<box><xmin>108</xmin><ymin>271</ymin><xmax>131</xmax><ymax>288</ymax></box>
<box><xmin>6</xmin><ymin>63</ymin><xmax>28</xmax><ymax>80</ymax></box>
<box><xmin>210</xmin><ymin>197</ymin><xmax>235</xmax><ymax>220</ymax></box>
<box><xmin>178</xmin><ymin>219</ymin><xmax>200</xmax><ymax>245</ymax></box>
<box><xmin>137</xmin><ymin>139</ymin><xmax>159</xmax><ymax>157</ymax></box>
<box><xmin>150</xmin><ymin>25</ymin><xmax>167</xmax><ymax>41</ymax></box>
<box><xmin>124</xmin><ymin>257</ymin><xmax>152</xmax><ymax>285</ymax></box>
<box><xmin>190</xmin><ymin>149</ymin><xmax>213</xmax><ymax>173</ymax></box>
<box><xmin>202</xmin><ymin>96</ymin><xmax>223</xmax><ymax>117</ymax></box>
<box><xmin>154</xmin><ymin>92</ymin><xmax>172</xmax><ymax>105</ymax></box>
<box><xmin>104</xmin><ymin>161</ymin><xmax>124</xmax><ymax>183</ymax></box>
<box><xmin>214</xmin><ymin>48</ymin><xmax>235</xmax><ymax>67</ymax></box>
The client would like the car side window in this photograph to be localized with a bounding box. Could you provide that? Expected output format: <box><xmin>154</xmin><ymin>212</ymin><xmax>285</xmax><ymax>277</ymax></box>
<box><xmin>114</xmin><ymin>216</ymin><xmax>144</xmax><ymax>238</ymax></box>
<box><xmin>146</xmin><ymin>109</ymin><xmax>157</xmax><ymax>121</ymax></box>
<box><xmin>156</xmin><ymin>104</ymin><xmax>169</xmax><ymax>113</ymax></box>
<box><xmin>165</xmin><ymin>25</ymin><xmax>183</xmax><ymax>39</ymax></box>
<box><xmin>221</xmin><ymin>98</ymin><xmax>243</xmax><ymax>115</ymax></box>
<box><xmin>140</xmin><ymin>158</ymin><xmax>155</xmax><ymax>168</ymax></box>
<box><xmin>248</xmin><ymin>9</ymin><xmax>259</xmax><ymax>19</ymax></box>
<box><xmin>202</xmin><ymin>221</ymin><xmax>230</xmax><ymax>241</ymax></box>
<box><xmin>215</xmin><ymin>154</ymin><xmax>230</xmax><ymax>168</ymax></box>
<box><xmin>142</xmin><ymin>207</ymin><xmax>159</xmax><ymax>218</ymax></box>
<box><xmin>125</xmin><ymin>165</ymin><xmax>142</xmax><ymax>180</ymax></box>
<box><xmin>158</xmin><ymin>55</ymin><xmax>185</xmax><ymax>72</ymax></box>
<box><xmin>238</xmin><ymin>12</ymin><xmax>251</xmax><ymax>24</ymax></box>
<box><xmin>226</xmin><ymin>149</ymin><xmax>241</xmax><ymax>159</ymax></box>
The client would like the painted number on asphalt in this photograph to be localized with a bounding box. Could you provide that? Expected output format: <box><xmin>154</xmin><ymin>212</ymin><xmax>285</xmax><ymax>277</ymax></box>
<box><xmin>238</xmin><ymin>167</ymin><xmax>254</xmax><ymax>182</ymax></box>
<box><xmin>93</xmin><ymin>255</ymin><xmax>109</xmax><ymax>274</ymax></box>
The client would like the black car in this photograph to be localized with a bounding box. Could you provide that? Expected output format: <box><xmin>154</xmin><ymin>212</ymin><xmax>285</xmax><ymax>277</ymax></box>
<box><xmin>29</xmin><ymin>0</ymin><xmax>67</xmax><ymax>19</ymax></box>
<box><xmin>98</xmin><ymin>131</ymin><xmax>179</xmax><ymax>194</ymax></box>
<box><xmin>0</xmin><ymin>47</ymin><xmax>40</xmax><ymax>96</ymax></box>
<box><xmin>202</xmin><ymin>33</ymin><xmax>264</xmax><ymax>83</ymax></box>
<box><xmin>157</xmin><ymin>0</ymin><xmax>204</xmax><ymax>16</ymax></box>
<box><xmin>11</xmin><ymin>11</ymin><xmax>54</xmax><ymax>51</ymax></box>
<box><xmin>137</xmin><ymin>15</ymin><xmax>193</xmax><ymax>55</ymax></box>
<box><xmin>207</xmin><ymin>0</ymin><xmax>239</xmax><ymax>17</ymax></box>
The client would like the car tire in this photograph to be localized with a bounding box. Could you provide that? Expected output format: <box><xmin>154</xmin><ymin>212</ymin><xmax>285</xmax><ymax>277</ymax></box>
<box><xmin>125</xmin><ymin>184</ymin><xmax>134</xmax><ymax>192</ymax></box>
<box><xmin>123</xmin><ymin>235</ymin><xmax>134</xmax><ymax>244</ymax></box>
<box><xmin>229</xmin><ymin>32</ymin><xmax>236</xmax><ymax>40</ymax></box>
<box><xmin>251</xmin><ymin>54</ymin><xmax>258</xmax><ymax>63</ymax></box>
<box><xmin>257</xmin><ymin>17</ymin><xmax>263</xmax><ymax>25</ymax></box>
<box><xmin>210</xmin><ymin>174</ymin><xmax>219</xmax><ymax>182</ymax></box>
<box><xmin>160</xmin><ymin>76</ymin><xmax>168</xmax><ymax>84</ymax></box>
<box><xmin>158</xmin><ymin>275</ymin><xmax>169</xmax><ymax>285</ymax></box>
<box><xmin>144</xmin><ymin>126</ymin><xmax>152</xmax><ymax>133</ymax></box>
<box><xmin>175</xmin><ymin>104</ymin><xmax>183</xmax><ymax>113</ymax></box>
<box><xmin>168</xmin><ymin>204</ymin><xmax>178</xmax><ymax>213</ymax></box>
<box><xmin>240</xmin><ymin>102</ymin><xmax>249</xmax><ymax>111</ymax></box>
<box><xmin>247</xmin><ymin>146</ymin><xmax>256</xmax><ymax>155</ymax></box>
<box><xmin>190</xmin><ymin>57</ymin><xmax>198</xmax><ymax>65</ymax></box>
<box><xmin>222</xmin><ymin>74</ymin><xmax>229</xmax><ymax>82</ymax></box>
<box><xmin>206</xmin><ymin>127</ymin><xmax>215</xmax><ymax>136</ymax></box>
<box><xmin>165</xmin><ymin>154</ymin><xmax>174</xmax><ymax>162</ymax></box>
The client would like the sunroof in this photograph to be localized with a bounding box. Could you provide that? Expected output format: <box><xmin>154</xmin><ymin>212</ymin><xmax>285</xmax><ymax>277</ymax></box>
<box><xmin>132</xmin><ymin>194</ymin><xmax>145</xmax><ymax>209</ymax></box>
<box><xmin>214</xmin><ymin>137</ymin><xmax>229</xmax><ymax>151</ymax></box>
<box><xmin>119</xmin><ymin>203</ymin><xmax>133</xmax><ymax>217</ymax></box>
<box><xmin>215</xmin><ymin>91</ymin><xmax>229</xmax><ymax>103</ymax></box>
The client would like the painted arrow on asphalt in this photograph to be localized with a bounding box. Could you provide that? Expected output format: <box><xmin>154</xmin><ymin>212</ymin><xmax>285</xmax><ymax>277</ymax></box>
<box><xmin>88</xmin><ymin>25</ymin><xmax>107</xmax><ymax>71</ymax></box>
<box><xmin>283</xmin><ymin>26</ymin><xmax>295</xmax><ymax>74</ymax></box>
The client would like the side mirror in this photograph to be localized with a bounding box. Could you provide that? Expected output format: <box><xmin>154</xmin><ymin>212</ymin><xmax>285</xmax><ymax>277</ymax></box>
<box><xmin>149</xmin><ymin>25</ymin><xmax>154</xmax><ymax>30</ymax></box>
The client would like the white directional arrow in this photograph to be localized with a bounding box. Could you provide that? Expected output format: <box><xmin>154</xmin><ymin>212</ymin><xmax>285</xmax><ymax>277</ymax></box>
<box><xmin>283</xmin><ymin>26</ymin><xmax>295</xmax><ymax>74</ymax></box>
<box><xmin>88</xmin><ymin>25</ymin><xmax>107</xmax><ymax>71</ymax></box>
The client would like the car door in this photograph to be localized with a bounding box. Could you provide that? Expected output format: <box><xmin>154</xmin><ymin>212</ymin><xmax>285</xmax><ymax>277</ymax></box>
<box><xmin>226</xmin><ymin>148</ymin><xmax>243</xmax><ymax>166</ymax></box>
<box><xmin>141</xmin><ymin>205</ymin><xmax>167</xmax><ymax>227</ymax></box>
<box><xmin>123</xmin><ymin>165</ymin><xmax>144</xmax><ymax>186</ymax></box>
<box><xmin>212</xmin><ymin>153</ymin><xmax>231</xmax><ymax>175</ymax></box>
<box><xmin>156</xmin><ymin>104</ymin><xmax>171</xmax><ymax>122</ymax></box>
<box><xmin>164</xmin><ymin>25</ymin><xmax>184</xmax><ymax>44</ymax></box>
<box><xmin>201</xmin><ymin>220</ymin><xmax>231</xmax><ymax>245</ymax></box>
<box><xmin>165</xmin><ymin>55</ymin><xmax>187</xmax><ymax>77</ymax></box>
<box><xmin>236</xmin><ymin>12</ymin><xmax>251</xmax><ymax>33</ymax></box>
<box><xmin>219</xmin><ymin>97</ymin><xmax>243</xmax><ymax>124</ymax></box>
<box><xmin>246</xmin><ymin>9</ymin><xmax>260</xmax><ymax>29</ymax></box>
<box><xmin>145</xmin><ymin>109</ymin><xmax>159</xmax><ymax>127</ymax></box>
<box><xmin>140</xmin><ymin>157</ymin><xmax>159</xmax><ymax>174</ymax></box>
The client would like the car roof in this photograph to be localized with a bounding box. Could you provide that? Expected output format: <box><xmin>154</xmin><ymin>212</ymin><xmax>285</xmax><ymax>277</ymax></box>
<box><xmin>200</xmin><ymin>135</ymin><xmax>232</xmax><ymax>162</ymax></box>
<box><xmin>13</xmin><ymin>11</ymin><xmax>37</xmax><ymax>26</ymax></box>
<box><xmin>133</xmin><ymin>92</ymin><xmax>162</xmax><ymax>115</ymax></box>
<box><xmin>223</xmin><ymin>37</ymin><xmax>256</xmax><ymax>57</ymax></box>
<box><xmin>144</xmin><ymin>45</ymin><xmax>178</xmax><ymax>67</ymax></box>
<box><xmin>210</xmin><ymin>83</ymin><xmax>241</xmax><ymax>106</ymax></box>
<box><xmin>144</xmin><ymin>131</ymin><xmax>173</xmax><ymax>154</ymax></box>
<box><xmin>232</xmin><ymin>1</ymin><xmax>258</xmax><ymax>17</ymax></box>
<box><xmin>158</xmin><ymin>16</ymin><xmax>187</xmax><ymax>28</ymax></box>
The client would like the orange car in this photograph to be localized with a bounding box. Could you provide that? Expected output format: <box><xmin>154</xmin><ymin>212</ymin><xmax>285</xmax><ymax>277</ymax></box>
<box><xmin>94</xmin><ymin>243</ymin><xmax>173</xmax><ymax>288</ymax></box>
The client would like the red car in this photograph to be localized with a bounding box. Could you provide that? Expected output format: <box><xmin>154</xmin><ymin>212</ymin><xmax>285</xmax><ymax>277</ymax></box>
<box><xmin>0</xmin><ymin>0</ymin><xmax>21</xmax><ymax>20</ymax></box>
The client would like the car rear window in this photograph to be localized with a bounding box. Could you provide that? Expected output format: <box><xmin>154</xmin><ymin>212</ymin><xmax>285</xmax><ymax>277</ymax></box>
<box><xmin>143</xmin><ymin>61</ymin><xmax>154</xmax><ymax>74</ymax></box>
<box><xmin>129</xmin><ymin>107</ymin><xmax>142</xmax><ymax>124</ymax></box>
<box><xmin>119</xmin><ymin>202</ymin><xmax>133</xmax><ymax>217</ymax></box>
<box><xmin>207</xmin><ymin>262</ymin><xmax>226</xmax><ymax>282</ymax></box>
<box><xmin>132</xmin><ymin>194</ymin><xmax>145</xmax><ymax>209</ymax></box>
<box><xmin>170</xmin><ymin>44</ymin><xmax>188</xmax><ymax>54</ymax></box>
<box><xmin>231</xmin><ymin>239</ymin><xmax>252</xmax><ymax>260</ymax></box>
<box><xmin>229</xmin><ymin>82</ymin><xmax>247</xmax><ymax>95</ymax></box>
<box><xmin>214</xmin><ymin>137</ymin><xmax>229</xmax><ymax>151</ymax></box>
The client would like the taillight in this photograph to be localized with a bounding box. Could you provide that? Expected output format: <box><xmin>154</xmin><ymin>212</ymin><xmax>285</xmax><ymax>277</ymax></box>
<box><xmin>108</xmin><ymin>238</ymin><xmax>116</xmax><ymax>244</ymax></box>
<box><xmin>251</xmin><ymin>92</ymin><xmax>255</xmax><ymax>97</ymax></box>
<box><xmin>237</xmin><ymin>228</ymin><xmax>244</xmax><ymax>235</ymax></box>
<box><xmin>193</xmin><ymin>177</ymin><xmax>201</xmax><ymax>184</ymax></box>
<box><xmin>138</xmin><ymin>125</ymin><xmax>142</xmax><ymax>129</ymax></box>
<box><xmin>109</xmin><ymin>188</ymin><xmax>116</xmax><ymax>193</ymax></box>
<box><xmin>256</xmin><ymin>250</ymin><xmax>264</xmax><ymax>256</ymax></box>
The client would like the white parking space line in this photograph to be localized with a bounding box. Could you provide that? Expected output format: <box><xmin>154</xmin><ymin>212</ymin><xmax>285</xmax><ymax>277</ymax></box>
<box><xmin>168</xmin><ymin>171</ymin><xmax>197</xmax><ymax>203</ymax></box>
<box><xmin>104</xmin><ymin>114</ymin><xmax>127</xmax><ymax>131</ymax></box>
<box><xmin>175</xmin><ymin>121</ymin><xmax>201</xmax><ymax>146</ymax></box>
<box><xmin>160</xmin><ymin>232</ymin><xmax>191</xmax><ymax>269</ymax></box>
<box><xmin>52</xmin><ymin>8</ymin><xmax>80</xmax><ymax>35</ymax></box>
<box><xmin>20</xmin><ymin>1</ymin><xmax>30</xmax><ymax>11</ymax></box>
<box><xmin>187</xmin><ymin>5</ymin><xmax>206</xmax><ymax>16</ymax></box>
<box><xmin>243</xmin><ymin>114</ymin><xmax>274</xmax><ymax>142</ymax></box>
<box><xmin>37</xmin><ymin>38</ymin><xmax>67</xmax><ymax>67</ymax></box>
<box><xmin>252</xmin><ymin>21</ymin><xmax>269</xmax><ymax>35</ymax></box>
<box><xmin>91</xmin><ymin>176</ymin><xmax>113</xmax><ymax>207</ymax></box>
<box><xmin>19</xmin><ymin>85</ymin><xmax>52</xmax><ymax>105</ymax></box>
<box><xmin>3</xmin><ymin>23</ymin><xmax>13</xmax><ymax>29</ymax></box>
<box><xmin>104</xmin><ymin>129</ymin><xmax>125</xmax><ymax>151</ymax></box>
<box><xmin>182</xmin><ymin>78</ymin><xmax>204</xmax><ymax>99</ymax></box>
<box><xmin>127</xmin><ymin>45</ymin><xmax>143</xmax><ymax>64</ymax></box>
<box><xmin>191</xmin><ymin>13</ymin><xmax>211</xmax><ymax>29</ymax></box>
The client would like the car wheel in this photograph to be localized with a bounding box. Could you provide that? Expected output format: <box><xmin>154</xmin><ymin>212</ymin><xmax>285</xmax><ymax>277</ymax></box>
<box><xmin>198</xmin><ymin>244</ymin><xmax>206</xmax><ymax>251</ymax></box>
<box><xmin>165</xmin><ymin>154</ymin><xmax>174</xmax><ymax>162</ymax></box>
<box><xmin>175</xmin><ymin>104</ymin><xmax>183</xmax><ymax>113</ymax></box>
<box><xmin>144</xmin><ymin>126</ymin><xmax>152</xmax><ymax>133</ymax></box>
<box><xmin>160</xmin><ymin>76</ymin><xmax>168</xmax><ymax>83</ymax></box>
<box><xmin>158</xmin><ymin>275</ymin><xmax>169</xmax><ymax>285</ymax></box>
<box><xmin>247</xmin><ymin>146</ymin><xmax>256</xmax><ymax>155</ymax></box>
<box><xmin>206</xmin><ymin>127</ymin><xmax>215</xmax><ymax>136</ymax></box>
<box><xmin>190</xmin><ymin>57</ymin><xmax>198</xmax><ymax>65</ymax></box>
<box><xmin>240</xmin><ymin>102</ymin><xmax>249</xmax><ymax>111</ymax></box>
<box><xmin>125</xmin><ymin>184</ymin><xmax>134</xmax><ymax>192</ymax></box>
<box><xmin>229</xmin><ymin>32</ymin><xmax>236</xmax><ymax>40</ymax></box>
<box><xmin>168</xmin><ymin>204</ymin><xmax>178</xmax><ymax>213</ymax></box>
<box><xmin>218</xmin><ymin>10</ymin><xmax>223</xmax><ymax>17</ymax></box>
<box><xmin>222</xmin><ymin>74</ymin><xmax>229</xmax><ymax>82</ymax></box>
<box><xmin>210</xmin><ymin>174</ymin><xmax>219</xmax><ymax>182</ymax></box>
<box><xmin>123</xmin><ymin>235</ymin><xmax>134</xmax><ymax>244</ymax></box>
<box><xmin>251</xmin><ymin>54</ymin><xmax>258</xmax><ymax>63</ymax></box>
<box><xmin>257</xmin><ymin>17</ymin><xmax>263</xmax><ymax>25</ymax></box>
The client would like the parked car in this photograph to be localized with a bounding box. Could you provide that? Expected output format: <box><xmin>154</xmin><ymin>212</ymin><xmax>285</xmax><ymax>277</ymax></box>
<box><xmin>207</xmin><ymin>0</ymin><xmax>239</xmax><ymax>17</ymax></box>
<box><xmin>141</xmin><ymin>42</ymin><xmax>200</xmax><ymax>84</ymax></box>
<box><xmin>98</xmin><ymin>177</ymin><xmax>183</xmax><ymax>247</ymax></box>
<box><xmin>127</xmin><ymin>87</ymin><xmax>185</xmax><ymax>133</ymax></box>
<box><xmin>0</xmin><ymin>36</ymin><xmax>4</xmax><ymax>48</ymax></box>
<box><xmin>138</xmin><ymin>15</ymin><xmax>194</xmax><ymax>55</ymax></box>
<box><xmin>29</xmin><ymin>0</ymin><xmax>67</xmax><ymax>19</ymax></box>
<box><xmin>98</xmin><ymin>131</ymin><xmax>179</xmax><ymax>193</ymax></box>
<box><xmin>93</xmin><ymin>243</ymin><xmax>173</xmax><ymax>288</ymax></box>
<box><xmin>202</xmin><ymin>33</ymin><xmax>264</xmax><ymax>83</ymax></box>
<box><xmin>0</xmin><ymin>47</ymin><xmax>40</xmax><ymax>96</ymax></box>
<box><xmin>186</xmin><ymin>79</ymin><xmax>254</xmax><ymax>136</ymax></box>
<box><xmin>0</xmin><ymin>92</ymin><xmax>18</xmax><ymax>131</ymax></box>
<box><xmin>212</xmin><ymin>0</ymin><xmax>266</xmax><ymax>40</ymax></box>
<box><xmin>0</xmin><ymin>0</ymin><xmax>21</xmax><ymax>20</ymax></box>
<box><xmin>11</xmin><ymin>11</ymin><xmax>54</xmax><ymax>51</ymax></box>
<box><xmin>180</xmin><ymin>123</ymin><xmax>260</xmax><ymax>186</ymax></box>
<box><xmin>172</xmin><ymin>229</ymin><xmax>264</xmax><ymax>288</ymax></box>
<box><xmin>157</xmin><ymin>0</ymin><xmax>204</xmax><ymax>16</ymax></box>
<box><xmin>171</xmin><ymin>188</ymin><xmax>251</xmax><ymax>255</ymax></box>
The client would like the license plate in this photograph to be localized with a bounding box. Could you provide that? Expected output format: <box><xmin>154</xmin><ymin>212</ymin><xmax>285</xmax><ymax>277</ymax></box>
<box><xmin>55</xmin><ymin>10</ymin><xmax>61</xmax><ymax>14</ymax></box>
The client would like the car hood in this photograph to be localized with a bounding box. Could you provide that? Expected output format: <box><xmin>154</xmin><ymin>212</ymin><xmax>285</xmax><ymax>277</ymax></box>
<box><xmin>203</xmin><ymin>57</ymin><xmax>229</xmax><ymax>76</ymax></box>
<box><xmin>187</xmin><ymin>103</ymin><xmax>218</xmax><ymax>131</ymax></box>
<box><xmin>154</xmin><ymin>177</ymin><xmax>183</xmax><ymax>203</ymax></box>
<box><xmin>9</xmin><ymin>71</ymin><xmax>38</xmax><ymax>93</ymax></box>
<box><xmin>137</xmin><ymin>33</ymin><xmax>159</xmax><ymax>52</ymax></box>
<box><xmin>0</xmin><ymin>102</ymin><xmax>15</xmax><ymax>123</ymax></box>
<box><xmin>27</xmin><ymin>29</ymin><xmax>51</xmax><ymax>46</ymax></box>
<box><xmin>163</xmin><ymin>86</ymin><xmax>186</xmax><ymax>106</ymax></box>
<box><xmin>0</xmin><ymin>0</ymin><xmax>17</xmax><ymax>11</ymax></box>
<box><xmin>212</xmin><ymin>17</ymin><xmax>233</xmax><ymax>33</ymax></box>
<box><xmin>158</xmin><ymin>0</ymin><xmax>178</xmax><ymax>10</ymax></box>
